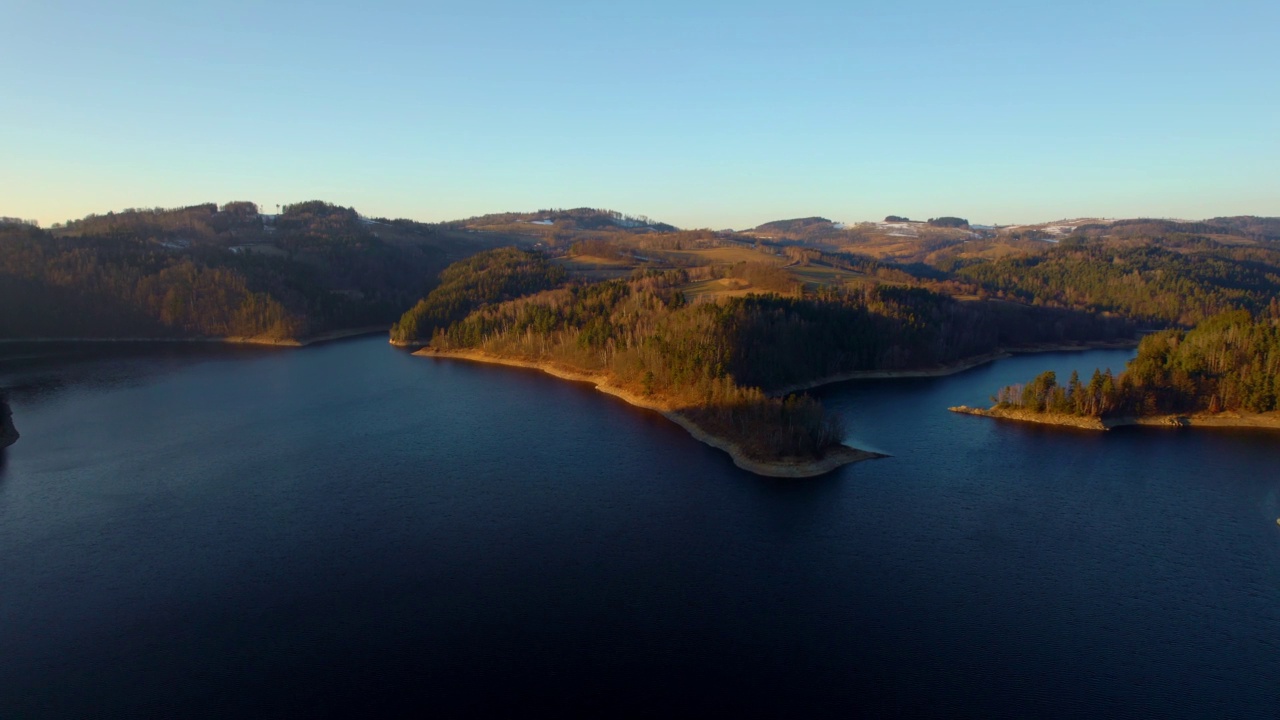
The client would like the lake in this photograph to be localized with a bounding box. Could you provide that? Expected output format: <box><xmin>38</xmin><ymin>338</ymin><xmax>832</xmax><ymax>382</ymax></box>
<box><xmin>1</xmin><ymin>338</ymin><xmax>1277</xmax><ymax>717</ymax></box>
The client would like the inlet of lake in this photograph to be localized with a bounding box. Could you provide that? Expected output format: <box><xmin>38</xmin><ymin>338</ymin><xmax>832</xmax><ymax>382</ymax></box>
<box><xmin>1</xmin><ymin>337</ymin><xmax>1277</xmax><ymax>717</ymax></box>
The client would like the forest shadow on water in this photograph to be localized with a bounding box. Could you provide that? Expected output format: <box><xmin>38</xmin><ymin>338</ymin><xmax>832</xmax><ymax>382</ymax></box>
<box><xmin>0</xmin><ymin>341</ymin><xmax>279</xmax><ymax>407</ymax></box>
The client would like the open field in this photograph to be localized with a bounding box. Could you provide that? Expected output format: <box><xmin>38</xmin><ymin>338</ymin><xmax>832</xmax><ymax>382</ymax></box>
<box><xmin>682</xmin><ymin>278</ymin><xmax>767</xmax><ymax>301</ymax></box>
<box><xmin>786</xmin><ymin>263</ymin><xmax>867</xmax><ymax>291</ymax></box>
<box><xmin>664</xmin><ymin>245</ymin><xmax>786</xmax><ymax>266</ymax></box>
<box><xmin>554</xmin><ymin>255</ymin><xmax>640</xmax><ymax>281</ymax></box>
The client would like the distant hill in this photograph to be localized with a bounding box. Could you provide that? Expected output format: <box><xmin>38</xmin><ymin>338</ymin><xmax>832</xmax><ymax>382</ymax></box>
<box><xmin>1073</xmin><ymin>217</ymin><xmax>1280</xmax><ymax>243</ymax></box>
<box><xmin>448</xmin><ymin>208</ymin><xmax>677</xmax><ymax>234</ymax></box>
<box><xmin>741</xmin><ymin>217</ymin><xmax>860</xmax><ymax>244</ymax></box>
<box><xmin>748</xmin><ymin>217</ymin><xmax>835</xmax><ymax>237</ymax></box>
<box><xmin>7</xmin><ymin>199</ymin><xmax>1280</xmax><ymax>345</ymax></box>
<box><xmin>1204</xmin><ymin>216</ymin><xmax>1280</xmax><ymax>241</ymax></box>
<box><xmin>998</xmin><ymin>216</ymin><xmax>1280</xmax><ymax>244</ymax></box>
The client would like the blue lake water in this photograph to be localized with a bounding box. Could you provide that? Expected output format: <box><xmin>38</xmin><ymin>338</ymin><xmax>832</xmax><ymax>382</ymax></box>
<box><xmin>1</xmin><ymin>338</ymin><xmax>1277</xmax><ymax>717</ymax></box>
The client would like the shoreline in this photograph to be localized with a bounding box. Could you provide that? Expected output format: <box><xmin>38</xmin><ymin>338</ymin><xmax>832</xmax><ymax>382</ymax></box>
<box><xmin>1001</xmin><ymin>339</ymin><xmax>1139</xmax><ymax>354</ymax></box>
<box><xmin>772</xmin><ymin>339</ymin><xmax>1139</xmax><ymax>396</ymax></box>
<box><xmin>948</xmin><ymin>406</ymin><xmax>1112</xmax><ymax>430</ymax></box>
<box><xmin>413</xmin><ymin>347</ymin><xmax>884</xmax><ymax>477</ymax></box>
<box><xmin>949</xmin><ymin>405</ymin><xmax>1280</xmax><ymax>432</ymax></box>
<box><xmin>0</xmin><ymin>325</ymin><xmax>388</xmax><ymax>348</ymax></box>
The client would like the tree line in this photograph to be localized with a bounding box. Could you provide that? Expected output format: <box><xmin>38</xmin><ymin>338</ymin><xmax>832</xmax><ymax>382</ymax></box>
<box><xmin>389</xmin><ymin>248</ymin><xmax>567</xmax><ymax>344</ymax></box>
<box><xmin>0</xmin><ymin>202</ymin><xmax>463</xmax><ymax>340</ymax></box>
<box><xmin>953</xmin><ymin>236</ymin><xmax>1280</xmax><ymax>326</ymax></box>
<box><xmin>995</xmin><ymin>310</ymin><xmax>1280</xmax><ymax>417</ymax></box>
<box><xmin>403</xmin><ymin>251</ymin><xmax>1132</xmax><ymax>460</ymax></box>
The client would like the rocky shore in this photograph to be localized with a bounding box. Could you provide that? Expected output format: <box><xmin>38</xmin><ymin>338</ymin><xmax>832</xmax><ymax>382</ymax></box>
<box><xmin>414</xmin><ymin>348</ymin><xmax>884</xmax><ymax>477</ymax></box>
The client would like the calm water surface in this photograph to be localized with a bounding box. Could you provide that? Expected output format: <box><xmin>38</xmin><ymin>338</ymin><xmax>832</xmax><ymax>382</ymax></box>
<box><xmin>1</xmin><ymin>339</ymin><xmax>1277</xmax><ymax>717</ymax></box>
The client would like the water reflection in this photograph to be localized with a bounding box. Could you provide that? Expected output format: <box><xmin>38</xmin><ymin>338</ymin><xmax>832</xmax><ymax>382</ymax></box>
<box><xmin>0</xmin><ymin>341</ymin><xmax>278</xmax><ymax>405</ymax></box>
<box><xmin>0</xmin><ymin>340</ymin><xmax>1277</xmax><ymax>717</ymax></box>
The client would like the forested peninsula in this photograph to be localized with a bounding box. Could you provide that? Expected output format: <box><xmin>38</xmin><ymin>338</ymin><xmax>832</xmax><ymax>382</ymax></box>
<box><xmin>383</xmin><ymin>214</ymin><xmax>1280</xmax><ymax>474</ymax></box>
<box><xmin>954</xmin><ymin>310</ymin><xmax>1280</xmax><ymax>431</ymax></box>
<box><xmin>391</xmin><ymin>245</ymin><xmax>1131</xmax><ymax>474</ymax></box>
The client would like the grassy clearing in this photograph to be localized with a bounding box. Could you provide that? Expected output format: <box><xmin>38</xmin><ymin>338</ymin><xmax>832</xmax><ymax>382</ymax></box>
<box><xmin>935</xmin><ymin>241</ymin><xmax>1027</xmax><ymax>261</ymax></box>
<box><xmin>786</xmin><ymin>264</ymin><xmax>864</xmax><ymax>290</ymax></box>
<box><xmin>682</xmin><ymin>278</ymin><xmax>768</xmax><ymax>301</ymax></box>
<box><xmin>665</xmin><ymin>246</ymin><xmax>786</xmax><ymax>266</ymax></box>
<box><xmin>554</xmin><ymin>255</ymin><xmax>640</xmax><ymax>281</ymax></box>
<box><xmin>564</xmin><ymin>254</ymin><xmax>635</xmax><ymax>266</ymax></box>
<box><xmin>831</xmin><ymin>238</ymin><xmax>925</xmax><ymax>260</ymax></box>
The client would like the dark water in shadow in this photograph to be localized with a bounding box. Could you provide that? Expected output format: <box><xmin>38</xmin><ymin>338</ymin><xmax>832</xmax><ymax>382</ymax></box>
<box><xmin>0</xmin><ymin>339</ymin><xmax>1277</xmax><ymax>717</ymax></box>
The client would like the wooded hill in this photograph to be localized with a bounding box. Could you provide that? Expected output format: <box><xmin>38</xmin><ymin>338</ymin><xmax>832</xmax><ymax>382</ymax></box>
<box><xmin>0</xmin><ymin>202</ymin><xmax>503</xmax><ymax>341</ymax></box>
<box><xmin>445</xmin><ymin>208</ymin><xmax>677</xmax><ymax>236</ymax></box>
<box><xmin>995</xmin><ymin>310</ymin><xmax>1280</xmax><ymax>418</ymax></box>
<box><xmin>398</xmin><ymin>248</ymin><xmax>1131</xmax><ymax>461</ymax></box>
<box><xmin>748</xmin><ymin>217</ymin><xmax>839</xmax><ymax>238</ymax></box>
<box><xmin>530</xmin><ymin>215</ymin><xmax>1280</xmax><ymax>335</ymax></box>
<box><xmin>949</xmin><ymin>234</ymin><xmax>1280</xmax><ymax>326</ymax></box>
<box><xmin>390</xmin><ymin>248</ymin><xmax>567</xmax><ymax>344</ymax></box>
<box><xmin>387</xmin><ymin>213</ymin><xmax>1280</xmax><ymax>461</ymax></box>
<box><xmin>6</xmin><ymin>200</ymin><xmax>1279</xmax><ymax>349</ymax></box>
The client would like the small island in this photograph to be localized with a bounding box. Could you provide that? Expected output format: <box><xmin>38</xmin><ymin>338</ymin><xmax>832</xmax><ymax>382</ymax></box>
<box><xmin>954</xmin><ymin>310</ymin><xmax>1280</xmax><ymax>433</ymax></box>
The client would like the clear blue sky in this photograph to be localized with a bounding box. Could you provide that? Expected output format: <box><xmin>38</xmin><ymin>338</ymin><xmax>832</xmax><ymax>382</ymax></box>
<box><xmin>3</xmin><ymin>0</ymin><xmax>1277</xmax><ymax>229</ymax></box>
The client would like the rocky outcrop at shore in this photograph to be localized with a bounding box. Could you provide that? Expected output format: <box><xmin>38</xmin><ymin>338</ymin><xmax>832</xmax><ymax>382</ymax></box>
<box><xmin>0</xmin><ymin>396</ymin><xmax>18</xmax><ymax>449</ymax></box>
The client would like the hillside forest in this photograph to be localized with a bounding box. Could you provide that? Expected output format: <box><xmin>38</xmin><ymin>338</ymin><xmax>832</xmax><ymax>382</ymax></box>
<box><xmin>994</xmin><ymin>310</ymin><xmax>1280</xmax><ymax>418</ymax></box>
<box><xmin>8</xmin><ymin>203</ymin><xmax>1280</xmax><ymax>461</ymax></box>
<box><xmin>0</xmin><ymin>202</ymin><xmax>505</xmax><ymax>340</ymax></box>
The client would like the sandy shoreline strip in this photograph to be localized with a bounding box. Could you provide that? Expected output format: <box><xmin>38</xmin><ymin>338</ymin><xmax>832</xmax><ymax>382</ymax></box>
<box><xmin>948</xmin><ymin>406</ymin><xmax>1112</xmax><ymax>430</ymax></box>
<box><xmin>414</xmin><ymin>348</ymin><xmax>883</xmax><ymax>477</ymax></box>
<box><xmin>949</xmin><ymin>405</ymin><xmax>1280</xmax><ymax>432</ymax></box>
